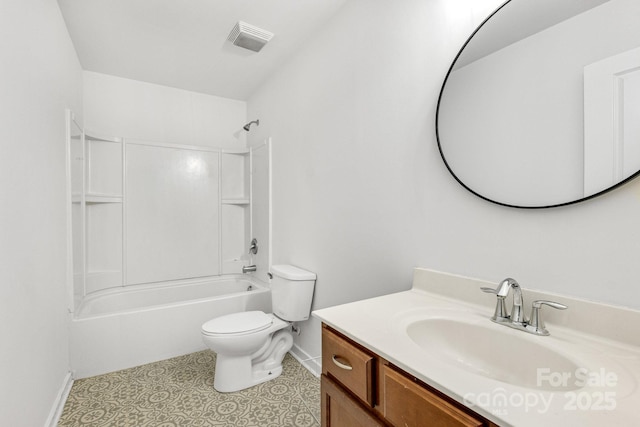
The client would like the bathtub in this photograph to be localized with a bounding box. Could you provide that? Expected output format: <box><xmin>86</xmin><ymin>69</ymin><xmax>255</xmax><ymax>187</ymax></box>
<box><xmin>69</xmin><ymin>276</ymin><xmax>271</xmax><ymax>379</ymax></box>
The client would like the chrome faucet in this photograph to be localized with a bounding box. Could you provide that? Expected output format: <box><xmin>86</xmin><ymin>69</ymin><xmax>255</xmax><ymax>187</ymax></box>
<box><xmin>481</xmin><ymin>278</ymin><xmax>567</xmax><ymax>336</ymax></box>
<box><xmin>482</xmin><ymin>278</ymin><xmax>526</xmax><ymax>325</ymax></box>
<box><xmin>242</xmin><ymin>265</ymin><xmax>257</xmax><ymax>274</ymax></box>
<box><xmin>496</xmin><ymin>278</ymin><xmax>526</xmax><ymax>325</ymax></box>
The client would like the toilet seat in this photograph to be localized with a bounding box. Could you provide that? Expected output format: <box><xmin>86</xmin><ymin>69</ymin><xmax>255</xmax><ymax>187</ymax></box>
<box><xmin>202</xmin><ymin>311</ymin><xmax>272</xmax><ymax>336</ymax></box>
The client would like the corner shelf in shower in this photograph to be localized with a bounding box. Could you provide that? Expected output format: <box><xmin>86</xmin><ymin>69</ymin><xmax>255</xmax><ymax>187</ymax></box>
<box><xmin>73</xmin><ymin>193</ymin><xmax>123</xmax><ymax>204</ymax></box>
<box><xmin>86</xmin><ymin>193</ymin><xmax>123</xmax><ymax>204</ymax></box>
<box><xmin>221</xmin><ymin>148</ymin><xmax>250</xmax><ymax>155</ymax></box>
<box><xmin>69</xmin><ymin>122</ymin><xmax>125</xmax><ymax>300</ymax></box>
<box><xmin>221</xmin><ymin>198</ymin><xmax>250</xmax><ymax>205</ymax></box>
<box><xmin>220</xmin><ymin>150</ymin><xmax>251</xmax><ymax>275</ymax></box>
<box><xmin>84</xmin><ymin>130</ymin><xmax>123</xmax><ymax>144</ymax></box>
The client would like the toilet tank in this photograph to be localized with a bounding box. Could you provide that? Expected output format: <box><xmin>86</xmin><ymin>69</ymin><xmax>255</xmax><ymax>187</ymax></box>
<box><xmin>270</xmin><ymin>264</ymin><xmax>316</xmax><ymax>321</ymax></box>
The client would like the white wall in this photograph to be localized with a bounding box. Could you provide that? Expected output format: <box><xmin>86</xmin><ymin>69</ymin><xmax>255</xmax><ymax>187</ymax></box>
<box><xmin>247</xmin><ymin>0</ymin><xmax>640</xmax><ymax>362</ymax></box>
<box><xmin>0</xmin><ymin>0</ymin><xmax>83</xmax><ymax>425</ymax></box>
<box><xmin>83</xmin><ymin>71</ymin><xmax>246</xmax><ymax>148</ymax></box>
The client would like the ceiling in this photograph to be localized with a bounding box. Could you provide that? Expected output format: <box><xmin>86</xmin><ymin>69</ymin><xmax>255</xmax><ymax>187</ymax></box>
<box><xmin>57</xmin><ymin>0</ymin><xmax>347</xmax><ymax>100</ymax></box>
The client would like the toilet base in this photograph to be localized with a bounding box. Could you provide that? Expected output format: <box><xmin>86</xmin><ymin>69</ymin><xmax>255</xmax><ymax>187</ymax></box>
<box><xmin>213</xmin><ymin>329</ymin><xmax>294</xmax><ymax>392</ymax></box>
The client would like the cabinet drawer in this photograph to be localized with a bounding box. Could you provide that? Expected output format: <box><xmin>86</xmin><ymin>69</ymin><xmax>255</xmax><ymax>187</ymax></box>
<box><xmin>322</xmin><ymin>326</ymin><xmax>375</xmax><ymax>407</ymax></box>
<box><xmin>382</xmin><ymin>365</ymin><xmax>483</xmax><ymax>427</ymax></box>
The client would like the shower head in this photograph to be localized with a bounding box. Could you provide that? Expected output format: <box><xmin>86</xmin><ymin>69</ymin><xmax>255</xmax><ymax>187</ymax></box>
<box><xmin>243</xmin><ymin>119</ymin><xmax>259</xmax><ymax>132</ymax></box>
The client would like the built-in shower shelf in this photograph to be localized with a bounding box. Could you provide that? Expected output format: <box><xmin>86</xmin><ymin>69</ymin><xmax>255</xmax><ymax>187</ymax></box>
<box><xmin>72</xmin><ymin>193</ymin><xmax>123</xmax><ymax>204</ymax></box>
<box><xmin>221</xmin><ymin>148</ymin><xmax>250</xmax><ymax>155</ymax></box>
<box><xmin>86</xmin><ymin>194</ymin><xmax>122</xmax><ymax>204</ymax></box>
<box><xmin>221</xmin><ymin>198</ymin><xmax>250</xmax><ymax>205</ymax></box>
<box><xmin>85</xmin><ymin>193</ymin><xmax>122</xmax><ymax>204</ymax></box>
<box><xmin>84</xmin><ymin>130</ymin><xmax>123</xmax><ymax>144</ymax></box>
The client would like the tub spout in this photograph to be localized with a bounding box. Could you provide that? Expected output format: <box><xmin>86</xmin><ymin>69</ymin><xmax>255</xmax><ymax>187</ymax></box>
<box><xmin>242</xmin><ymin>265</ymin><xmax>257</xmax><ymax>274</ymax></box>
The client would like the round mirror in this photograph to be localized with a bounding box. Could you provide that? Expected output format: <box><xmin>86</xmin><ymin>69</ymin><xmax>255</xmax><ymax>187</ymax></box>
<box><xmin>437</xmin><ymin>0</ymin><xmax>640</xmax><ymax>208</ymax></box>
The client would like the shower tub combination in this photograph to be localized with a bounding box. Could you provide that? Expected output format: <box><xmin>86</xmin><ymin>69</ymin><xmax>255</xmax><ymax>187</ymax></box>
<box><xmin>66</xmin><ymin>123</ymin><xmax>276</xmax><ymax>379</ymax></box>
<box><xmin>69</xmin><ymin>276</ymin><xmax>270</xmax><ymax>379</ymax></box>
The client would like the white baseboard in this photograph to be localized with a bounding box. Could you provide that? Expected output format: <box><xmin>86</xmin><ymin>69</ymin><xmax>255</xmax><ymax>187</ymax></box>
<box><xmin>289</xmin><ymin>344</ymin><xmax>321</xmax><ymax>377</ymax></box>
<box><xmin>45</xmin><ymin>371</ymin><xmax>73</xmax><ymax>427</ymax></box>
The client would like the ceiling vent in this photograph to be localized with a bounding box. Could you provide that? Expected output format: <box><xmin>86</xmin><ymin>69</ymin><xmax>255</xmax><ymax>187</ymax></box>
<box><xmin>227</xmin><ymin>21</ymin><xmax>274</xmax><ymax>53</ymax></box>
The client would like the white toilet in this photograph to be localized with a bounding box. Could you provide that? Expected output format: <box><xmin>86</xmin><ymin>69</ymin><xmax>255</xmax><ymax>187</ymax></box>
<box><xmin>201</xmin><ymin>264</ymin><xmax>316</xmax><ymax>392</ymax></box>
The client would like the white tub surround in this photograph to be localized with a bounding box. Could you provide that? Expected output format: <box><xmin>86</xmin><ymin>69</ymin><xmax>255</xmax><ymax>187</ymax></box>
<box><xmin>313</xmin><ymin>268</ymin><xmax>640</xmax><ymax>427</ymax></box>
<box><xmin>68</xmin><ymin>128</ymin><xmax>259</xmax><ymax>307</ymax></box>
<box><xmin>70</xmin><ymin>277</ymin><xmax>270</xmax><ymax>379</ymax></box>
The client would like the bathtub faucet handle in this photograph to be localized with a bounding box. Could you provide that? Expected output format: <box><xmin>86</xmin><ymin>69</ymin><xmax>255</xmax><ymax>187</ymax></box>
<box><xmin>249</xmin><ymin>238</ymin><xmax>258</xmax><ymax>255</ymax></box>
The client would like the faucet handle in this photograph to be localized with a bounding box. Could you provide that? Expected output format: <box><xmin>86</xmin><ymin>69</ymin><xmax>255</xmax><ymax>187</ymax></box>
<box><xmin>249</xmin><ymin>238</ymin><xmax>258</xmax><ymax>255</ymax></box>
<box><xmin>480</xmin><ymin>286</ymin><xmax>509</xmax><ymax>321</ymax></box>
<box><xmin>533</xmin><ymin>300</ymin><xmax>567</xmax><ymax>311</ymax></box>
<box><xmin>527</xmin><ymin>300</ymin><xmax>568</xmax><ymax>336</ymax></box>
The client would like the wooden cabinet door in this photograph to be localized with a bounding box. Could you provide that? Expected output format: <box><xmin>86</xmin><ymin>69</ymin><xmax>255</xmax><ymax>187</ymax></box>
<box><xmin>382</xmin><ymin>366</ymin><xmax>484</xmax><ymax>427</ymax></box>
<box><xmin>321</xmin><ymin>375</ymin><xmax>385</xmax><ymax>427</ymax></box>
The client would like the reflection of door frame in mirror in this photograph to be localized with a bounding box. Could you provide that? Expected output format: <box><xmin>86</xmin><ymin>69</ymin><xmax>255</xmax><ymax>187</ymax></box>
<box><xmin>584</xmin><ymin>46</ymin><xmax>640</xmax><ymax>197</ymax></box>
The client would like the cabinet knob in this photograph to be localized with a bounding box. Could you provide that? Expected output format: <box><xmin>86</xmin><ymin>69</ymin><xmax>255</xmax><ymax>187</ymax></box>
<box><xmin>331</xmin><ymin>354</ymin><xmax>353</xmax><ymax>371</ymax></box>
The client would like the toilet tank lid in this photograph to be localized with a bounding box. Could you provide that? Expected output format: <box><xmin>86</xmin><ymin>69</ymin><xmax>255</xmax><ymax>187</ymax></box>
<box><xmin>271</xmin><ymin>264</ymin><xmax>316</xmax><ymax>281</ymax></box>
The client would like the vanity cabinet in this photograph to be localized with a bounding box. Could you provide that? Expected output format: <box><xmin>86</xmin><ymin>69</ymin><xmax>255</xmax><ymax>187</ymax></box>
<box><xmin>321</xmin><ymin>324</ymin><xmax>497</xmax><ymax>427</ymax></box>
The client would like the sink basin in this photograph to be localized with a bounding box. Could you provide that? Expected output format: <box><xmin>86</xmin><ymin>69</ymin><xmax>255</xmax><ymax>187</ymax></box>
<box><xmin>406</xmin><ymin>316</ymin><xmax>582</xmax><ymax>391</ymax></box>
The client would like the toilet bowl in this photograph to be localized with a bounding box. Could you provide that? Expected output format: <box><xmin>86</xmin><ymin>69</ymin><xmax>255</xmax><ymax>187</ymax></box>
<box><xmin>202</xmin><ymin>311</ymin><xmax>292</xmax><ymax>392</ymax></box>
<box><xmin>201</xmin><ymin>265</ymin><xmax>316</xmax><ymax>392</ymax></box>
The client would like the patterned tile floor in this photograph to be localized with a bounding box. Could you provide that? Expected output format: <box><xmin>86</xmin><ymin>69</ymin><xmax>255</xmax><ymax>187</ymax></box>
<box><xmin>59</xmin><ymin>351</ymin><xmax>320</xmax><ymax>427</ymax></box>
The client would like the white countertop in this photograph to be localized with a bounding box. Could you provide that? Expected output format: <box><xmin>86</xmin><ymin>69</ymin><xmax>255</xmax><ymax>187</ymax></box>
<box><xmin>313</xmin><ymin>268</ymin><xmax>640</xmax><ymax>427</ymax></box>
